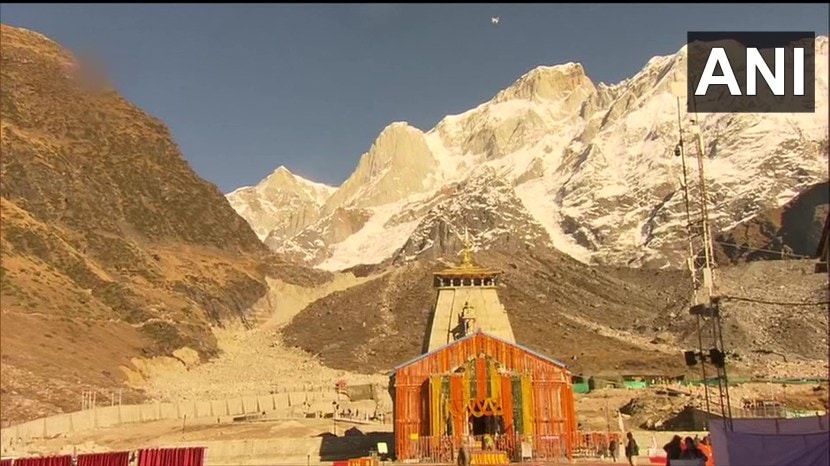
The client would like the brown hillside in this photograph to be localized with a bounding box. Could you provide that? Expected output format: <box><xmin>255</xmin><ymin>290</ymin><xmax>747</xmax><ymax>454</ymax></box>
<box><xmin>283</xmin><ymin>247</ymin><xmax>695</xmax><ymax>377</ymax></box>
<box><xmin>0</xmin><ymin>24</ymin><xmax>274</xmax><ymax>424</ymax></box>
<box><xmin>284</xmin><ymin>246</ymin><xmax>828</xmax><ymax>380</ymax></box>
<box><xmin>714</xmin><ymin>181</ymin><xmax>829</xmax><ymax>263</ymax></box>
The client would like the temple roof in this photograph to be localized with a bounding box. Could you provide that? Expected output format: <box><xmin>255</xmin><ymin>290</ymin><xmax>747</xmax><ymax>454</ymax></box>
<box><xmin>388</xmin><ymin>330</ymin><xmax>567</xmax><ymax>376</ymax></box>
<box><xmin>433</xmin><ymin>228</ymin><xmax>502</xmax><ymax>277</ymax></box>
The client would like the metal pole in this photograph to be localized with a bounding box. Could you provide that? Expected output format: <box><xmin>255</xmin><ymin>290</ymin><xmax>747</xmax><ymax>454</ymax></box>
<box><xmin>604</xmin><ymin>392</ymin><xmax>610</xmax><ymax>439</ymax></box>
<box><xmin>696</xmin><ymin>315</ymin><xmax>711</xmax><ymax>427</ymax></box>
<box><xmin>691</xmin><ymin>122</ymin><xmax>716</xmax><ymax>300</ymax></box>
<box><xmin>714</xmin><ymin>304</ymin><xmax>734</xmax><ymax>430</ymax></box>
<box><xmin>689</xmin><ymin>90</ymin><xmax>717</xmax><ymax>300</ymax></box>
<box><xmin>690</xmin><ymin>99</ymin><xmax>733</xmax><ymax>432</ymax></box>
<box><xmin>688</xmin><ymin>97</ymin><xmax>733</xmax><ymax>432</ymax></box>
<box><xmin>676</xmin><ymin>97</ymin><xmax>700</xmax><ymax>299</ymax></box>
<box><xmin>709</xmin><ymin>319</ymin><xmax>727</xmax><ymax>422</ymax></box>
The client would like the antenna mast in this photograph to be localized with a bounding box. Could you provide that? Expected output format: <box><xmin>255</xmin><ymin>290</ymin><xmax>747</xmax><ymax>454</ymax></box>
<box><xmin>672</xmin><ymin>79</ymin><xmax>733</xmax><ymax>431</ymax></box>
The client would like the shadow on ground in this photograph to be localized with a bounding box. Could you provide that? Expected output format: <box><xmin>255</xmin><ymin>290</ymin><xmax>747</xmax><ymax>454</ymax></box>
<box><xmin>318</xmin><ymin>427</ymin><xmax>394</xmax><ymax>461</ymax></box>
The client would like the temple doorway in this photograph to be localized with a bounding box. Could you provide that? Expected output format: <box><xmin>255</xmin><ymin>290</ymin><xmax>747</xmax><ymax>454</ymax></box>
<box><xmin>469</xmin><ymin>414</ymin><xmax>504</xmax><ymax>436</ymax></box>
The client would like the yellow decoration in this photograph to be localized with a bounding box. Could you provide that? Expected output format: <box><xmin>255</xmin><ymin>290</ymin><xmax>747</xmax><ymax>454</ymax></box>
<box><xmin>468</xmin><ymin>397</ymin><xmax>503</xmax><ymax>418</ymax></box>
<box><xmin>521</xmin><ymin>374</ymin><xmax>534</xmax><ymax>435</ymax></box>
<box><xmin>471</xmin><ymin>452</ymin><xmax>510</xmax><ymax>465</ymax></box>
<box><xmin>462</xmin><ymin>370</ymin><xmax>470</xmax><ymax>424</ymax></box>
<box><xmin>489</xmin><ymin>360</ymin><xmax>501</xmax><ymax>400</ymax></box>
<box><xmin>430</xmin><ymin>376</ymin><xmax>443</xmax><ymax>436</ymax></box>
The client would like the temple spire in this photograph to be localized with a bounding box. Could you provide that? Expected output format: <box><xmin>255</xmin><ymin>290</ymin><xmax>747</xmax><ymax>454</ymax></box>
<box><xmin>431</xmin><ymin>226</ymin><xmax>501</xmax><ymax>289</ymax></box>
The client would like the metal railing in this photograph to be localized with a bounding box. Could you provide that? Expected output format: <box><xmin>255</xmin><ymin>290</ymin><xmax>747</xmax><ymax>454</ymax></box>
<box><xmin>400</xmin><ymin>433</ymin><xmax>570</xmax><ymax>463</ymax></box>
<box><xmin>572</xmin><ymin>431</ymin><xmax>622</xmax><ymax>458</ymax></box>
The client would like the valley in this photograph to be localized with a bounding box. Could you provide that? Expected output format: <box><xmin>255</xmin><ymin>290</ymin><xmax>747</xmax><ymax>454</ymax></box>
<box><xmin>0</xmin><ymin>19</ymin><xmax>827</xmax><ymax>466</ymax></box>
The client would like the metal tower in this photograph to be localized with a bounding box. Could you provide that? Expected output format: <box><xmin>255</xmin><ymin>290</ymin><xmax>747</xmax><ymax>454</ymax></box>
<box><xmin>671</xmin><ymin>80</ymin><xmax>734</xmax><ymax>431</ymax></box>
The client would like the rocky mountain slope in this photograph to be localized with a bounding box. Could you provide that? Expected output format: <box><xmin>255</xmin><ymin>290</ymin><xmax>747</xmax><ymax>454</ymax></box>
<box><xmin>0</xmin><ymin>24</ymin><xmax>300</xmax><ymax>424</ymax></box>
<box><xmin>714</xmin><ymin>181</ymin><xmax>829</xmax><ymax>264</ymax></box>
<box><xmin>231</xmin><ymin>37</ymin><xmax>829</xmax><ymax>271</ymax></box>
<box><xmin>283</xmin><ymin>247</ymin><xmax>693</xmax><ymax>376</ymax></box>
<box><xmin>283</xmin><ymin>244</ymin><xmax>827</xmax><ymax>379</ymax></box>
<box><xmin>671</xmin><ymin>259</ymin><xmax>829</xmax><ymax>372</ymax></box>
<box><xmin>389</xmin><ymin>167</ymin><xmax>553</xmax><ymax>263</ymax></box>
<box><xmin>280</xmin><ymin>164</ymin><xmax>827</xmax><ymax>378</ymax></box>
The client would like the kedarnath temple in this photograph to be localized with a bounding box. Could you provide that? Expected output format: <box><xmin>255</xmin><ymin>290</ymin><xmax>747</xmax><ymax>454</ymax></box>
<box><xmin>388</xmin><ymin>233</ymin><xmax>577</xmax><ymax>462</ymax></box>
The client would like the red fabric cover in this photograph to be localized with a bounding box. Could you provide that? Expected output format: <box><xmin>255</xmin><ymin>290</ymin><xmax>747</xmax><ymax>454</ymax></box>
<box><xmin>138</xmin><ymin>447</ymin><xmax>205</xmax><ymax>466</ymax></box>
<box><xmin>78</xmin><ymin>451</ymin><xmax>130</xmax><ymax>466</ymax></box>
<box><xmin>1</xmin><ymin>459</ymin><xmax>14</xmax><ymax>466</ymax></box>
<box><xmin>12</xmin><ymin>456</ymin><xmax>72</xmax><ymax>466</ymax></box>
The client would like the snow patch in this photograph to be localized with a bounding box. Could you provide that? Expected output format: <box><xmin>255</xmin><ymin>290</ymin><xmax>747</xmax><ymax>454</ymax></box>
<box><xmin>515</xmin><ymin>179</ymin><xmax>593</xmax><ymax>264</ymax></box>
<box><xmin>317</xmin><ymin>202</ymin><xmax>421</xmax><ymax>271</ymax></box>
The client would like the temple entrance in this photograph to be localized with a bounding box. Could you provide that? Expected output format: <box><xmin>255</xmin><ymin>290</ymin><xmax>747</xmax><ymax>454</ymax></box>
<box><xmin>469</xmin><ymin>414</ymin><xmax>504</xmax><ymax>436</ymax></box>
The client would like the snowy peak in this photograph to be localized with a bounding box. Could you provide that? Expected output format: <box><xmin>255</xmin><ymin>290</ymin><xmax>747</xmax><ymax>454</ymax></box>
<box><xmin>818</xmin><ymin>34</ymin><xmax>829</xmax><ymax>53</ymax></box>
<box><xmin>230</xmin><ymin>37</ymin><xmax>829</xmax><ymax>271</ymax></box>
<box><xmin>429</xmin><ymin>64</ymin><xmax>596</xmax><ymax>164</ymax></box>
<box><xmin>370</xmin><ymin>121</ymin><xmax>430</xmax><ymax>168</ymax></box>
<box><xmin>226</xmin><ymin>166</ymin><xmax>335</xmax><ymax>241</ymax></box>
<box><xmin>253</xmin><ymin>165</ymin><xmax>335</xmax><ymax>206</ymax></box>
<box><xmin>322</xmin><ymin>121</ymin><xmax>439</xmax><ymax>212</ymax></box>
<box><xmin>270</xmin><ymin>165</ymin><xmax>293</xmax><ymax>180</ymax></box>
<box><xmin>495</xmin><ymin>62</ymin><xmax>596</xmax><ymax>103</ymax></box>
<box><xmin>381</xmin><ymin>121</ymin><xmax>417</xmax><ymax>134</ymax></box>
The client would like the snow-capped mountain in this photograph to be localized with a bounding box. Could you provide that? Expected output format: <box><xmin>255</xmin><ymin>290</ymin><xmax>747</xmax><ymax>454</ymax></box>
<box><xmin>227</xmin><ymin>166</ymin><xmax>335</xmax><ymax>241</ymax></box>
<box><xmin>321</xmin><ymin>122</ymin><xmax>440</xmax><ymax>212</ymax></box>
<box><xmin>228</xmin><ymin>37</ymin><xmax>829</xmax><ymax>271</ymax></box>
<box><xmin>390</xmin><ymin>167</ymin><xmax>554</xmax><ymax>264</ymax></box>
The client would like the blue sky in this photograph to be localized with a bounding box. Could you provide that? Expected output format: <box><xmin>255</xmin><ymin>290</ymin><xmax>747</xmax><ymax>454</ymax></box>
<box><xmin>1</xmin><ymin>3</ymin><xmax>827</xmax><ymax>192</ymax></box>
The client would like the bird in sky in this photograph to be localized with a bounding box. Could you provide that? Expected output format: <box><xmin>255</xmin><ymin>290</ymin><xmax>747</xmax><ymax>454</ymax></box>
<box><xmin>491</xmin><ymin>17</ymin><xmax>500</xmax><ymax>25</ymax></box>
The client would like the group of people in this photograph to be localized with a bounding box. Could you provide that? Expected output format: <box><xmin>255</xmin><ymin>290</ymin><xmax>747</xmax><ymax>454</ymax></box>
<box><xmin>606</xmin><ymin>432</ymin><xmax>712</xmax><ymax>466</ymax></box>
<box><xmin>456</xmin><ymin>430</ymin><xmax>711</xmax><ymax>466</ymax></box>
<box><xmin>663</xmin><ymin>434</ymin><xmax>713</xmax><ymax>466</ymax></box>
<box><xmin>338</xmin><ymin>407</ymin><xmax>367</xmax><ymax>420</ymax></box>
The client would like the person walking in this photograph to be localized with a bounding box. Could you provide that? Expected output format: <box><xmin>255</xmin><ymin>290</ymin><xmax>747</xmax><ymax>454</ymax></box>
<box><xmin>457</xmin><ymin>441</ymin><xmax>471</xmax><ymax>466</ymax></box>
<box><xmin>625</xmin><ymin>432</ymin><xmax>639</xmax><ymax>466</ymax></box>
<box><xmin>609</xmin><ymin>438</ymin><xmax>619</xmax><ymax>463</ymax></box>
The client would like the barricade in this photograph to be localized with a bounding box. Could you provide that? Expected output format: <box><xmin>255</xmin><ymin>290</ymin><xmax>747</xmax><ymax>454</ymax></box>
<box><xmin>9</xmin><ymin>455</ymin><xmax>72</xmax><ymax>466</ymax></box>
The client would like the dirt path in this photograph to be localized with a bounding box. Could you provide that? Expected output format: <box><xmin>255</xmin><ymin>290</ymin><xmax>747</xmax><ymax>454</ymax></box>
<box><xmin>139</xmin><ymin>273</ymin><xmax>391</xmax><ymax>402</ymax></box>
